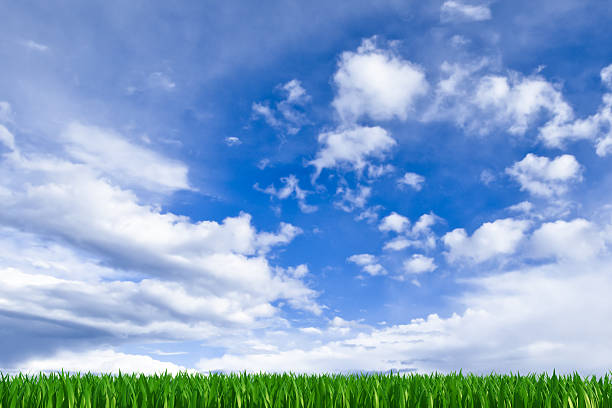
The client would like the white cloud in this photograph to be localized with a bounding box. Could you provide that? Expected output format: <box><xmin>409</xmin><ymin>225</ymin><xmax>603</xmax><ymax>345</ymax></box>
<box><xmin>397</xmin><ymin>172</ymin><xmax>425</xmax><ymax>190</ymax></box>
<box><xmin>22</xmin><ymin>39</ymin><xmax>49</xmax><ymax>52</ymax></box>
<box><xmin>191</xmin><ymin>209</ymin><xmax>612</xmax><ymax>375</ymax></box>
<box><xmin>601</xmin><ymin>64</ymin><xmax>612</xmax><ymax>90</ymax></box>
<box><xmin>255</xmin><ymin>175</ymin><xmax>317</xmax><ymax>213</ymax></box>
<box><xmin>412</xmin><ymin>213</ymin><xmax>439</xmax><ymax>235</ymax></box>
<box><xmin>530</xmin><ymin>219</ymin><xmax>606</xmax><ymax>261</ymax></box>
<box><xmin>252</xmin><ymin>103</ymin><xmax>281</xmax><ymax>128</ymax></box>
<box><xmin>334</xmin><ymin>184</ymin><xmax>371</xmax><ymax>212</ymax></box>
<box><xmin>62</xmin><ymin>122</ymin><xmax>191</xmax><ymax>192</ymax></box>
<box><xmin>440</xmin><ymin>1</ymin><xmax>491</xmax><ymax>23</ymax></box>
<box><xmin>507</xmin><ymin>201</ymin><xmax>534</xmax><ymax>214</ymax></box>
<box><xmin>539</xmin><ymin>66</ymin><xmax>612</xmax><ymax>156</ymax></box>
<box><xmin>284</xmin><ymin>264</ymin><xmax>309</xmax><ymax>279</ymax></box>
<box><xmin>480</xmin><ymin>169</ymin><xmax>495</xmax><ymax>185</ymax></box>
<box><xmin>150</xmin><ymin>350</ymin><xmax>189</xmax><ymax>356</ymax></box>
<box><xmin>147</xmin><ymin>72</ymin><xmax>176</xmax><ymax>91</ymax></box>
<box><xmin>0</xmin><ymin>215</ymin><xmax>314</xmax><ymax>338</ymax></box>
<box><xmin>0</xmin><ymin>265</ymin><xmax>254</xmax><ymax>336</ymax></box>
<box><xmin>0</xmin><ymin>101</ymin><xmax>13</xmax><ymax>123</ymax></box>
<box><xmin>346</xmin><ymin>253</ymin><xmax>376</xmax><ymax>266</ymax></box>
<box><xmin>474</xmin><ymin>75</ymin><xmax>573</xmax><ymax>136</ymax></box>
<box><xmin>196</xmin><ymin>259</ymin><xmax>612</xmax><ymax>375</ymax></box>
<box><xmin>362</xmin><ymin>264</ymin><xmax>386</xmax><ymax>276</ymax></box>
<box><xmin>347</xmin><ymin>254</ymin><xmax>386</xmax><ymax>276</ymax></box>
<box><xmin>383</xmin><ymin>237</ymin><xmax>413</xmax><ymax>251</ymax></box>
<box><xmin>425</xmin><ymin>61</ymin><xmax>575</xmax><ymax>141</ymax></box>
<box><xmin>0</xmin><ymin>125</ymin><xmax>15</xmax><ymax>151</ymax></box>
<box><xmin>538</xmin><ymin>112</ymin><xmax>600</xmax><ymax>150</ymax></box>
<box><xmin>402</xmin><ymin>254</ymin><xmax>436</xmax><ymax>275</ymax></box>
<box><xmin>443</xmin><ymin>218</ymin><xmax>530</xmax><ymax>263</ymax></box>
<box><xmin>299</xmin><ymin>327</ymin><xmax>323</xmax><ymax>335</ymax></box>
<box><xmin>0</xmin><ymin>125</ymin><xmax>322</xmax><ymax>367</ymax></box>
<box><xmin>224</xmin><ymin>136</ymin><xmax>242</xmax><ymax>146</ymax></box>
<box><xmin>257</xmin><ymin>158</ymin><xmax>270</xmax><ymax>170</ymax></box>
<box><xmin>253</xmin><ymin>79</ymin><xmax>310</xmax><ymax>135</ymax></box>
<box><xmin>17</xmin><ymin>348</ymin><xmax>189</xmax><ymax>375</ymax></box>
<box><xmin>281</xmin><ymin>79</ymin><xmax>310</xmax><ymax>104</ymax></box>
<box><xmin>450</xmin><ymin>35</ymin><xmax>470</xmax><ymax>47</ymax></box>
<box><xmin>366</xmin><ymin>163</ymin><xmax>395</xmax><ymax>179</ymax></box>
<box><xmin>309</xmin><ymin>126</ymin><xmax>396</xmax><ymax>180</ymax></box>
<box><xmin>256</xmin><ymin>222</ymin><xmax>304</xmax><ymax>255</ymax></box>
<box><xmin>355</xmin><ymin>205</ymin><xmax>382</xmax><ymax>223</ymax></box>
<box><xmin>332</xmin><ymin>38</ymin><xmax>428</xmax><ymax>123</ymax></box>
<box><xmin>379</xmin><ymin>212</ymin><xmax>410</xmax><ymax>233</ymax></box>
<box><xmin>381</xmin><ymin>212</ymin><xmax>440</xmax><ymax>251</ymax></box>
<box><xmin>506</xmin><ymin>153</ymin><xmax>582</xmax><ymax>197</ymax></box>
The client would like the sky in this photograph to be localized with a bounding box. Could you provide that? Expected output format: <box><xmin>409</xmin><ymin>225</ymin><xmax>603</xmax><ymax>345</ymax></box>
<box><xmin>1</xmin><ymin>0</ymin><xmax>612</xmax><ymax>375</ymax></box>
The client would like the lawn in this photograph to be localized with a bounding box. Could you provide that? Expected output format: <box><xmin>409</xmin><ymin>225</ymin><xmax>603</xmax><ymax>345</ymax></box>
<box><xmin>1</xmin><ymin>371</ymin><xmax>610</xmax><ymax>407</ymax></box>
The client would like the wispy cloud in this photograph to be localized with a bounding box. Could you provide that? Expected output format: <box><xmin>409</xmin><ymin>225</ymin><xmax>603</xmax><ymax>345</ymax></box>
<box><xmin>22</xmin><ymin>39</ymin><xmax>49</xmax><ymax>52</ymax></box>
<box><xmin>440</xmin><ymin>1</ymin><xmax>492</xmax><ymax>22</ymax></box>
<box><xmin>252</xmin><ymin>79</ymin><xmax>310</xmax><ymax>135</ymax></box>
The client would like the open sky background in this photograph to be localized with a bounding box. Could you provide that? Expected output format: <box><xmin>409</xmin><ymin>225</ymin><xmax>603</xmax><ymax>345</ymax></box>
<box><xmin>1</xmin><ymin>0</ymin><xmax>612</xmax><ymax>375</ymax></box>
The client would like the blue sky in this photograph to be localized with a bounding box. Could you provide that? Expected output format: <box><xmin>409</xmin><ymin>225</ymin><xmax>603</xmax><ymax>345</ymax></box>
<box><xmin>1</xmin><ymin>0</ymin><xmax>612</xmax><ymax>375</ymax></box>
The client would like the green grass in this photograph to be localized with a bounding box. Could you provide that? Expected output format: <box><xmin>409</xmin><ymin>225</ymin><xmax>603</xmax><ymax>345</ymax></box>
<box><xmin>1</xmin><ymin>371</ymin><xmax>611</xmax><ymax>407</ymax></box>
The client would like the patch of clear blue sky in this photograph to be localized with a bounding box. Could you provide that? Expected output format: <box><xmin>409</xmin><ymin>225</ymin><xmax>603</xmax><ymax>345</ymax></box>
<box><xmin>2</xmin><ymin>0</ymin><xmax>612</xmax><ymax>364</ymax></box>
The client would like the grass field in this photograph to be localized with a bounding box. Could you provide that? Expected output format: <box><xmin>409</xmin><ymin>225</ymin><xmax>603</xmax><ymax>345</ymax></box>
<box><xmin>1</xmin><ymin>371</ymin><xmax>611</xmax><ymax>407</ymax></box>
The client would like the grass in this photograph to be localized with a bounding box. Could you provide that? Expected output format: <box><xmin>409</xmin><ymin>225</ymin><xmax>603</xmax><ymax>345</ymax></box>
<box><xmin>1</xmin><ymin>371</ymin><xmax>611</xmax><ymax>407</ymax></box>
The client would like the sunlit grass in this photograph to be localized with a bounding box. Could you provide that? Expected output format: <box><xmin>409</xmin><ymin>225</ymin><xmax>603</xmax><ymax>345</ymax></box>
<box><xmin>1</xmin><ymin>371</ymin><xmax>611</xmax><ymax>407</ymax></box>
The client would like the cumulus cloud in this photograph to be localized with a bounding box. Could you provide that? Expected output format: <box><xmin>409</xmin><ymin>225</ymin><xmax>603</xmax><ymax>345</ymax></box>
<box><xmin>429</xmin><ymin>61</ymin><xmax>612</xmax><ymax>157</ymax></box>
<box><xmin>382</xmin><ymin>212</ymin><xmax>440</xmax><ymax>251</ymax></box>
<box><xmin>0</xmin><ymin>124</ymin><xmax>320</xmax><ymax>368</ymax></box>
<box><xmin>256</xmin><ymin>222</ymin><xmax>304</xmax><ymax>255</ymax></box>
<box><xmin>425</xmin><ymin>60</ymin><xmax>612</xmax><ymax>155</ymax></box>
<box><xmin>402</xmin><ymin>254</ymin><xmax>437</xmax><ymax>275</ymax></box>
<box><xmin>473</xmin><ymin>75</ymin><xmax>573</xmax><ymax>136</ymax></box>
<box><xmin>347</xmin><ymin>254</ymin><xmax>386</xmax><ymax>276</ymax></box>
<box><xmin>332</xmin><ymin>38</ymin><xmax>428</xmax><ymax>123</ymax></box>
<box><xmin>397</xmin><ymin>172</ymin><xmax>425</xmax><ymax>190</ymax></box>
<box><xmin>379</xmin><ymin>212</ymin><xmax>410</xmax><ymax>233</ymax></box>
<box><xmin>252</xmin><ymin>79</ymin><xmax>310</xmax><ymax>135</ymax></box>
<box><xmin>507</xmin><ymin>200</ymin><xmax>534</xmax><ymax>214</ymax></box>
<box><xmin>412</xmin><ymin>212</ymin><xmax>439</xmax><ymax>235</ymax></box>
<box><xmin>530</xmin><ymin>219</ymin><xmax>606</xmax><ymax>261</ymax></box>
<box><xmin>539</xmin><ymin>65</ymin><xmax>612</xmax><ymax>155</ymax></box>
<box><xmin>196</xmin><ymin>260</ymin><xmax>612</xmax><ymax>374</ymax></box>
<box><xmin>309</xmin><ymin>39</ymin><xmax>421</xmax><ymax>203</ymax></box>
<box><xmin>443</xmin><ymin>218</ymin><xmax>530</xmax><ymax>263</ymax></box>
<box><xmin>440</xmin><ymin>1</ymin><xmax>492</xmax><ymax>23</ymax></box>
<box><xmin>505</xmin><ymin>153</ymin><xmax>582</xmax><ymax>197</ymax></box>
<box><xmin>601</xmin><ymin>64</ymin><xmax>612</xmax><ymax>90</ymax></box>
<box><xmin>309</xmin><ymin>126</ymin><xmax>396</xmax><ymax>180</ymax></box>
<box><xmin>255</xmin><ymin>174</ymin><xmax>317</xmax><ymax>213</ymax></box>
<box><xmin>425</xmin><ymin>61</ymin><xmax>575</xmax><ymax>142</ymax></box>
<box><xmin>383</xmin><ymin>237</ymin><xmax>413</xmax><ymax>251</ymax></box>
